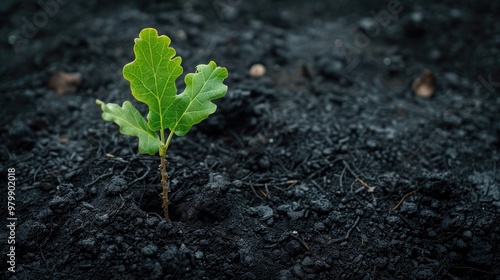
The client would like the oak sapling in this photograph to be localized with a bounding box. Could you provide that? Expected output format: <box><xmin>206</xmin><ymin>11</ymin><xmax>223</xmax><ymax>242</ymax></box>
<box><xmin>96</xmin><ymin>28</ymin><xmax>228</xmax><ymax>219</ymax></box>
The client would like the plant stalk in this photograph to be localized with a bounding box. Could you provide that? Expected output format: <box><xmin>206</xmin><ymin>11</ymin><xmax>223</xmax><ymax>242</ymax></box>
<box><xmin>159</xmin><ymin>131</ymin><xmax>175</xmax><ymax>220</ymax></box>
<box><xmin>159</xmin><ymin>146</ymin><xmax>169</xmax><ymax>220</ymax></box>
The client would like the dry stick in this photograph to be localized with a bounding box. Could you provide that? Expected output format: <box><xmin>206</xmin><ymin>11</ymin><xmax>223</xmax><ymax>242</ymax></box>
<box><xmin>356</xmin><ymin>178</ymin><xmax>375</xmax><ymax>192</ymax></box>
<box><xmin>290</xmin><ymin>232</ymin><xmax>310</xmax><ymax>251</ymax></box>
<box><xmin>330</xmin><ymin>216</ymin><xmax>361</xmax><ymax>243</ymax></box>
<box><xmin>343</xmin><ymin>160</ymin><xmax>360</xmax><ymax>179</ymax></box>
<box><xmin>84</xmin><ymin>170</ymin><xmax>114</xmax><ymax>187</ymax></box>
<box><xmin>392</xmin><ymin>188</ymin><xmax>420</xmax><ymax>210</ymax></box>
<box><xmin>311</xmin><ymin>179</ymin><xmax>326</xmax><ymax>194</ymax></box>
<box><xmin>126</xmin><ymin>166</ymin><xmax>151</xmax><ymax>188</ymax></box>
<box><xmin>120</xmin><ymin>156</ymin><xmax>136</xmax><ymax>175</ymax></box>
<box><xmin>449</xmin><ymin>265</ymin><xmax>492</xmax><ymax>275</ymax></box>
<box><xmin>484</xmin><ymin>161</ymin><xmax>497</xmax><ymax>196</ymax></box>
<box><xmin>343</xmin><ymin>160</ymin><xmax>365</xmax><ymax>192</ymax></box>
<box><xmin>339</xmin><ymin>166</ymin><xmax>346</xmax><ymax>191</ymax></box>
<box><xmin>242</xmin><ymin>180</ymin><xmax>298</xmax><ymax>188</ymax></box>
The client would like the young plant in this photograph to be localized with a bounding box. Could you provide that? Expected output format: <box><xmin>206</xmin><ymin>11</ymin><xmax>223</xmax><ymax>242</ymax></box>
<box><xmin>96</xmin><ymin>28</ymin><xmax>228</xmax><ymax>219</ymax></box>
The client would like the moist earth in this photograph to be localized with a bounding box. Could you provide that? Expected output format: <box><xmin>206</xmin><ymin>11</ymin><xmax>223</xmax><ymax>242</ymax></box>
<box><xmin>1</xmin><ymin>0</ymin><xmax>499</xmax><ymax>279</ymax></box>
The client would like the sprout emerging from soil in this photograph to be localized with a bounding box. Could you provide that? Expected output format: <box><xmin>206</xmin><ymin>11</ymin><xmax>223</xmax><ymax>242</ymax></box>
<box><xmin>96</xmin><ymin>28</ymin><xmax>228</xmax><ymax>219</ymax></box>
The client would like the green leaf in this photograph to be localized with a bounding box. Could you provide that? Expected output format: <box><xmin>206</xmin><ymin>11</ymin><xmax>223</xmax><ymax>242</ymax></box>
<box><xmin>96</xmin><ymin>100</ymin><xmax>163</xmax><ymax>155</ymax></box>
<box><xmin>122</xmin><ymin>28</ymin><xmax>183</xmax><ymax>132</ymax></box>
<box><xmin>167</xmin><ymin>61</ymin><xmax>228</xmax><ymax>136</ymax></box>
<box><xmin>98</xmin><ymin>28</ymin><xmax>228</xmax><ymax>155</ymax></box>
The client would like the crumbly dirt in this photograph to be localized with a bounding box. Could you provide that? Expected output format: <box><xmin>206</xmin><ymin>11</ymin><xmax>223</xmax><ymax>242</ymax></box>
<box><xmin>1</xmin><ymin>0</ymin><xmax>499</xmax><ymax>279</ymax></box>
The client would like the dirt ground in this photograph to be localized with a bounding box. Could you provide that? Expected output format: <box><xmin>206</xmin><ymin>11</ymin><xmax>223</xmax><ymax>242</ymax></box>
<box><xmin>1</xmin><ymin>0</ymin><xmax>499</xmax><ymax>279</ymax></box>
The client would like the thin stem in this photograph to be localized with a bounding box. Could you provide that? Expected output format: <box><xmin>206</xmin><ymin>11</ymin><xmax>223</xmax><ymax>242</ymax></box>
<box><xmin>165</xmin><ymin>130</ymin><xmax>175</xmax><ymax>153</ymax></box>
<box><xmin>158</xmin><ymin>130</ymin><xmax>175</xmax><ymax>220</ymax></box>
<box><xmin>160</xmin><ymin>128</ymin><xmax>165</xmax><ymax>143</ymax></box>
<box><xmin>159</xmin><ymin>146</ymin><xmax>169</xmax><ymax>219</ymax></box>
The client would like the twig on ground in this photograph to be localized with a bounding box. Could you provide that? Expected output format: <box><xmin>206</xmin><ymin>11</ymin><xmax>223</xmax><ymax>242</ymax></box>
<box><xmin>84</xmin><ymin>170</ymin><xmax>114</xmax><ymax>187</ymax></box>
<box><xmin>339</xmin><ymin>165</ymin><xmax>346</xmax><ymax>191</ymax></box>
<box><xmin>290</xmin><ymin>231</ymin><xmax>310</xmax><ymax>251</ymax></box>
<box><xmin>311</xmin><ymin>179</ymin><xmax>326</xmax><ymax>194</ymax></box>
<box><xmin>330</xmin><ymin>216</ymin><xmax>361</xmax><ymax>243</ymax></box>
<box><xmin>392</xmin><ymin>188</ymin><xmax>420</xmax><ymax>210</ymax></box>
<box><xmin>127</xmin><ymin>165</ymin><xmax>151</xmax><ymax>188</ymax></box>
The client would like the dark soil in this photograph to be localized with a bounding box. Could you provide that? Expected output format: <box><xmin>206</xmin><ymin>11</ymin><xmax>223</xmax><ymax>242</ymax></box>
<box><xmin>1</xmin><ymin>0</ymin><xmax>499</xmax><ymax>279</ymax></box>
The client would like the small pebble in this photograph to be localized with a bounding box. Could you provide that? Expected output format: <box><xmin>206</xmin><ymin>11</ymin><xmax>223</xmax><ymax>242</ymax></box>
<box><xmin>292</xmin><ymin>264</ymin><xmax>305</xmax><ymax>278</ymax></box>
<box><xmin>142</xmin><ymin>244</ymin><xmax>158</xmax><ymax>256</ymax></box>
<box><xmin>249</xmin><ymin>64</ymin><xmax>266</xmax><ymax>77</ymax></box>
<box><xmin>48</xmin><ymin>71</ymin><xmax>82</xmax><ymax>95</ymax></box>
<box><xmin>412</xmin><ymin>69</ymin><xmax>435</xmax><ymax>98</ymax></box>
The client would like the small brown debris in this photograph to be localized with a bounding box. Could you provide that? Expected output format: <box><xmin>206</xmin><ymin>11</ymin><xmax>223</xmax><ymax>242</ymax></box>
<box><xmin>300</xmin><ymin>63</ymin><xmax>313</xmax><ymax>79</ymax></box>
<box><xmin>356</xmin><ymin>178</ymin><xmax>375</xmax><ymax>193</ymax></box>
<box><xmin>249</xmin><ymin>63</ymin><xmax>266</xmax><ymax>77</ymax></box>
<box><xmin>58</xmin><ymin>137</ymin><xmax>69</xmax><ymax>143</ymax></box>
<box><xmin>392</xmin><ymin>188</ymin><xmax>420</xmax><ymax>210</ymax></box>
<box><xmin>412</xmin><ymin>69</ymin><xmax>435</xmax><ymax>98</ymax></box>
<box><xmin>177</xmin><ymin>29</ymin><xmax>187</xmax><ymax>41</ymax></box>
<box><xmin>48</xmin><ymin>71</ymin><xmax>82</xmax><ymax>95</ymax></box>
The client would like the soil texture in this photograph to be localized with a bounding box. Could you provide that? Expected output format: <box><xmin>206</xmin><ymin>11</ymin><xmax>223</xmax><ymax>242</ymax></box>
<box><xmin>1</xmin><ymin>0</ymin><xmax>499</xmax><ymax>279</ymax></box>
